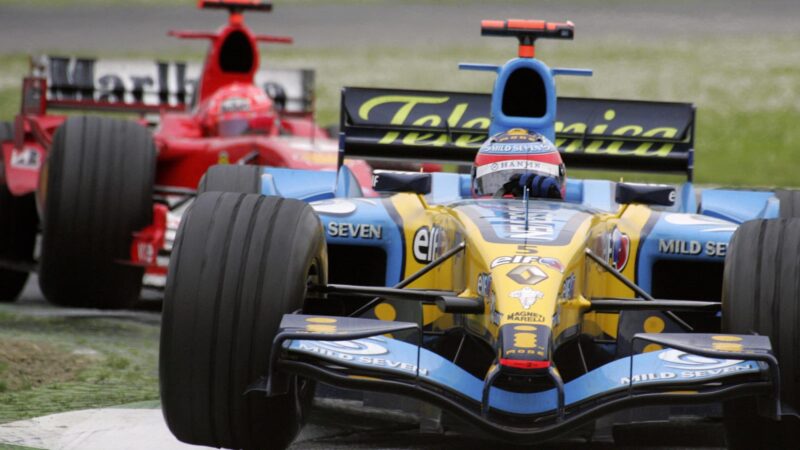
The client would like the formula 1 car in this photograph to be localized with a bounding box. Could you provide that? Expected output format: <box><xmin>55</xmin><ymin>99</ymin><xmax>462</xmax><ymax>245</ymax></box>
<box><xmin>0</xmin><ymin>0</ymin><xmax>371</xmax><ymax>309</ymax></box>
<box><xmin>160</xmin><ymin>19</ymin><xmax>800</xmax><ymax>449</ymax></box>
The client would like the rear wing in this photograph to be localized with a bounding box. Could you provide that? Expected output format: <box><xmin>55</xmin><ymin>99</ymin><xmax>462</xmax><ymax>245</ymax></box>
<box><xmin>340</xmin><ymin>87</ymin><xmax>696</xmax><ymax>179</ymax></box>
<box><xmin>23</xmin><ymin>55</ymin><xmax>315</xmax><ymax>115</ymax></box>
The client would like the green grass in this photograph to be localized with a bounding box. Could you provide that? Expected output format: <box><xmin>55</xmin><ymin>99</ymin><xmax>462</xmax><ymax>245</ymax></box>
<box><xmin>2</xmin><ymin>34</ymin><xmax>798</xmax><ymax>187</ymax></box>
<box><xmin>0</xmin><ymin>307</ymin><xmax>160</xmax><ymax>424</ymax></box>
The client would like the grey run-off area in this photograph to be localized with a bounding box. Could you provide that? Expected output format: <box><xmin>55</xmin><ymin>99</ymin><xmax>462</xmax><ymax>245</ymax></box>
<box><xmin>0</xmin><ymin>0</ymin><xmax>798</xmax><ymax>53</ymax></box>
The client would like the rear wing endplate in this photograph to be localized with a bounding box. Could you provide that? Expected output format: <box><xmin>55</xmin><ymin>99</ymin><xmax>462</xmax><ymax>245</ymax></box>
<box><xmin>340</xmin><ymin>87</ymin><xmax>696</xmax><ymax>180</ymax></box>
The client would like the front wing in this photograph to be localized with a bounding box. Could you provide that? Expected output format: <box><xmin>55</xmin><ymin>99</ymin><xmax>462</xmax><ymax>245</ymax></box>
<box><xmin>269</xmin><ymin>315</ymin><xmax>777</xmax><ymax>442</ymax></box>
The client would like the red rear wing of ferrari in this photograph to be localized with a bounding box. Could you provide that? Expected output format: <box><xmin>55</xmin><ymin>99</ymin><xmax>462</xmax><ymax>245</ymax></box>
<box><xmin>22</xmin><ymin>56</ymin><xmax>315</xmax><ymax>116</ymax></box>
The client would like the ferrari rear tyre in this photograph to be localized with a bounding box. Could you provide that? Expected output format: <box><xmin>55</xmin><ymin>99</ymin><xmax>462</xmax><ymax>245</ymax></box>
<box><xmin>722</xmin><ymin>218</ymin><xmax>800</xmax><ymax>449</ymax></box>
<box><xmin>39</xmin><ymin>116</ymin><xmax>155</xmax><ymax>309</ymax></box>
<box><xmin>0</xmin><ymin>122</ymin><xmax>38</xmax><ymax>302</ymax></box>
<box><xmin>197</xmin><ymin>164</ymin><xmax>261</xmax><ymax>194</ymax></box>
<box><xmin>776</xmin><ymin>189</ymin><xmax>800</xmax><ymax>218</ymax></box>
<box><xmin>160</xmin><ymin>192</ymin><xmax>325</xmax><ymax>450</ymax></box>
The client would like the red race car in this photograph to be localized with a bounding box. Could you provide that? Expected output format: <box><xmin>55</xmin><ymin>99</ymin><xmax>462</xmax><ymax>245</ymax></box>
<box><xmin>0</xmin><ymin>0</ymin><xmax>372</xmax><ymax>309</ymax></box>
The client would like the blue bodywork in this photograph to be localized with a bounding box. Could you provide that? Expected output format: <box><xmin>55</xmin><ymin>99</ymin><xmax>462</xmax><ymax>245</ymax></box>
<box><xmin>257</xmin><ymin>165</ymin><xmax>784</xmax><ymax>294</ymax></box>
<box><xmin>289</xmin><ymin>335</ymin><xmax>760</xmax><ymax>415</ymax></box>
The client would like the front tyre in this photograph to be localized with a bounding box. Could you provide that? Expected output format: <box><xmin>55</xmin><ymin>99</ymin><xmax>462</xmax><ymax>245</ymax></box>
<box><xmin>722</xmin><ymin>219</ymin><xmax>800</xmax><ymax>449</ymax></box>
<box><xmin>776</xmin><ymin>189</ymin><xmax>800</xmax><ymax>218</ymax></box>
<box><xmin>38</xmin><ymin>116</ymin><xmax>155</xmax><ymax>309</ymax></box>
<box><xmin>197</xmin><ymin>164</ymin><xmax>261</xmax><ymax>194</ymax></box>
<box><xmin>160</xmin><ymin>192</ymin><xmax>326</xmax><ymax>450</ymax></box>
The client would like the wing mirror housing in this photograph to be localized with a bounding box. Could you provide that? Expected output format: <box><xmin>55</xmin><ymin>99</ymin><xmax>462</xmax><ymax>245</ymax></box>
<box><xmin>615</xmin><ymin>182</ymin><xmax>676</xmax><ymax>206</ymax></box>
<box><xmin>372</xmin><ymin>170</ymin><xmax>432</xmax><ymax>195</ymax></box>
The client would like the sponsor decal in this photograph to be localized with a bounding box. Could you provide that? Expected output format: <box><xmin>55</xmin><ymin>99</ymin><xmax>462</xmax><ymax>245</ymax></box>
<box><xmin>311</xmin><ymin>199</ymin><xmax>357</xmax><ymax>216</ymax></box>
<box><xmin>304</xmin><ymin>317</ymin><xmax>338</xmax><ymax>334</ymax></box>
<box><xmin>475</xmin><ymin>159</ymin><xmax>560</xmax><ymax>178</ymax></box>
<box><xmin>477</xmin><ymin>273</ymin><xmax>501</xmax><ymax>325</ymax></box>
<box><xmin>9</xmin><ymin>148</ymin><xmax>41</xmax><ymax>170</ymax></box>
<box><xmin>502</xmin><ymin>324</ymin><xmax>549</xmax><ymax>359</ymax></box>
<box><xmin>709</xmin><ymin>335</ymin><xmax>744</xmax><ymax>352</ymax></box>
<box><xmin>477</xmin><ymin>273</ymin><xmax>492</xmax><ymax>297</ymax></box>
<box><xmin>663</xmin><ymin>214</ymin><xmax>738</xmax><ymax>233</ymax></box>
<box><xmin>135</xmin><ymin>242</ymin><xmax>156</xmax><ymax>265</ymax></box>
<box><xmin>495</xmin><ymin>128</ymin><xmax>541</xmax><ymax>141</ymax></box>
<box><xmin>620</xmin><ymin>349</ymin><xmax>751</xmax><ymax>385</ymax></box>
<box><xmin>459</xmin><ymin>201</ymin><xmax>588</xmax><ymax>245</ymax></box>
<box><xmin>658</xmin><ymin>239</ymin><xmax>727</xmax><ymax>257</ymax></box>
<box><xmin>510</xmin><ymin>287</ymin><xmax>544</xmax><ymax>310</ymax></box>
<box><xmin>298</xmin><ymin>338</ymin><xmax>429</xmax><ymax>376</ymax></box>
<box><xmin>481</xmin><ymin>141</ymin><xmax>555</xmax><ymax>155</ymax></box>
<box><xmin>220</xmin><ymin>96</ymin><xmax>250</xmax><ymax>113</ymax></box>
<box><xmin>658</xmin><ymin>349</ymin><xmax>742</xmax><ymax>370</ymax></box>
<box><xmin>327</xmin><ymin>222</ymin><xmax>382</xmax><ymax>239</ymax></box>
<box><xmin>485</xmin><ymin>205</ymin><xmax>555</xmax><ymax>240</ymax></box>
<box><xmin>538</xmin><ymin>257</ymin><xmax>564</xmax><ymax>273</ymax></box>
<box><xmin>516</xmin><ymin>244</ymin><xmax>538</xmax><ymax>255</ymax></box>
<box><xmin>490</xmin><ymin>255</ymin><xmax>564</xmax><ymax>272</ymax></box>
<box><xmin>559</xmin><ymin>273</ymin><xmax>576</xmax><ymax>301</ymax></box>
<box><xmin>620</xmin><ymin>349</ymin><xmax>755</xmax><ymax>385</ymax></box>
<box><xmin>412</xmin><ymin>226</ymin><xmax>443</xmax><ymax>263</ymax></box>
<box><xmin>35</xmin><ymin>56</ymin><xmax>312</xmax><ymax>112</ymax></box>
<box><xmin>506</xmin><ymin>265</ymin><xmax>547</xmax><ymax>285</ymax></box>
<box><xmin>506</xmin><ymin>310</ymin><xmax>546</xmax><ymax>323</ymax></box>
<box><xmin>350</xmin><ymin>91</ymin><xmax>686</xmax><ymax>157</ymax></box>
<box><xmin>354</xmin><ymin>93</ymin><xmax>489</xmax><ymax>149</ymax></box>
<box><xmin>554</xmin><ymin>107</ymin><xmax>681</xmax><ymax>157</ymax></box>
<box><xmin>608</xmin><ymin>227</ymin><xmax>630</xmax><ymax>271</ymax></box>
<box><xmin>311</xmin><ymin>338</ymin><xmax>387</xmax><ymax>356</ymax></box>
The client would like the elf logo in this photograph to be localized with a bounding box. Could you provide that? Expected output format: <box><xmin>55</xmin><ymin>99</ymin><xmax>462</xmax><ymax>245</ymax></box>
<box><xmin>413</xmin><ymin>226</ymin><xmax>443</xmax><ymax>263</ymax></box>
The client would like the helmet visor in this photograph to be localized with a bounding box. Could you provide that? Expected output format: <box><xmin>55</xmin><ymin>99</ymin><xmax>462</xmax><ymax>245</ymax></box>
<box><xmin>218</xmin><ymin>118</ymin><xmax>250</xmax><ymax>137</ymax></box>
<box><xmin>474</xmin><ymin>159</ymin><xmax>561</xmax><ymax>197</ymax></box>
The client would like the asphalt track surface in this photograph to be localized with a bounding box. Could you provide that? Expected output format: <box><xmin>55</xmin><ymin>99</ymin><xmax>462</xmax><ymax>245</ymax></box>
<box><xmin>0</xmin><ymin>0</ymin><xmax>799</xmax><ymax>54</ymax></box>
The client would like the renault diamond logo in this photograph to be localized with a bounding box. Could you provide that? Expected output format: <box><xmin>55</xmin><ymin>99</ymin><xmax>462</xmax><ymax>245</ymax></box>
<box><xmin>507</xmin><ymin>265</ymin><xmax>548</xmax><ymax>285</ymax></box>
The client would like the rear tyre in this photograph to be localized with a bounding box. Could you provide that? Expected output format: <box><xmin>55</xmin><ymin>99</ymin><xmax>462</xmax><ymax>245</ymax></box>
<box><xmin>776</xmin><ymin>189</ymin><xmax>800</xmax><ymax>218</ymax></box>
<box><xmin>38</xmin><ymin>116</ymin><xmax>155</xmax><ymax>309</ymax></box>
<box><xmin>722</xmin><ymin>219</ymin><xmax>800</xmax><ymax>449</ymax></box>
<box><xmin>0</xmin><ymin>121</ymin><xmax>38</xmax><ymax>302</ymax></box>
<box><xmin>197</xmin><ymin>164</ymin><xmax>261</xmax><ymax>194</ymax></box>
<box><xmin>160</xmin><ymin>192</ymin><xmax>325</xmax><ymax>450</ymax></box>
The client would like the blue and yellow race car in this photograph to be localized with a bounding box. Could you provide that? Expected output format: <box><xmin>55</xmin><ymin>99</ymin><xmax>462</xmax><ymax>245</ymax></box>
<box><xmin>159</xmin><ymin>19</ymin><xmax>800</xmax><ymax>449</ymax></box>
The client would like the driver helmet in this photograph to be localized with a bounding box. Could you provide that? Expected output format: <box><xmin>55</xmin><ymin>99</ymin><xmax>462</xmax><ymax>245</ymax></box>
<box><xmin>472</xmin><ymin>128</ymin><xmax>566</xmax><ymax>199</ymax></box>
<box><xmin>197</xmin><ymin>82</ymin><xmax>275</xmax><ymax>137</ymax></box>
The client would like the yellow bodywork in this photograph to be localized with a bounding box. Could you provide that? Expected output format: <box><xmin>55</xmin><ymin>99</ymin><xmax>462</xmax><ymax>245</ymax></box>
<box><xmin>382</xmin><ymin>193</ymin><xmax>656</xmax><ymax>358</ymax></box>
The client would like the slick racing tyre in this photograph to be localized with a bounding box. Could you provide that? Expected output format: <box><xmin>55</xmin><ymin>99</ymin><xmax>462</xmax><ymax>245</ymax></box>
<box><xmin>197</xmin><ymin>164</ymin><xmax>261</xmax><ymax>194</ymax></box>
<box><xmin>776</xmin><ymin>189</ymin><xmax>800</xmax><ymax>218</ymax></box>
<box><xmin>0</xmin><ymin>122</ymin><xmax>38</xmax><ymax>302</ymax></box>
<box><xmin>160</xmin><ymin>192</ymin><xmax>326</xmax><ymax>450</ymax></box>
<box><xmin>722</xmin><ymin>218</ymin><xmax>800</xmax><ymax>449</ymax></box>
<box><xmin>38</xmin><ymin>116</ymin><xmax>155</xmax><ymax>309</ymax></box>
